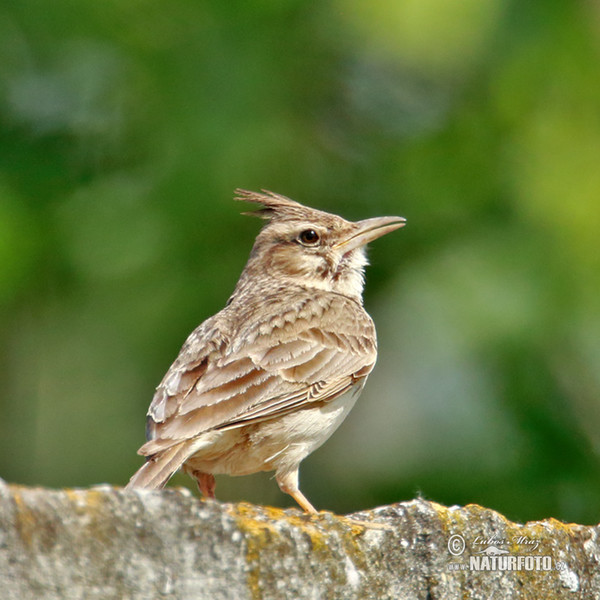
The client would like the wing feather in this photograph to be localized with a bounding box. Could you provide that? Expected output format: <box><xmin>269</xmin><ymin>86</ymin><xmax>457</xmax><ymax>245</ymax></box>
<box><xmin>140</xmin><ymin>291</ymin><xmax>377</xmax><ymax>458</ymax></box>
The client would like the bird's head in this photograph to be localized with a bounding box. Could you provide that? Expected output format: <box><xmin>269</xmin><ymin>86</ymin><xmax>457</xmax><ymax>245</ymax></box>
<box><xmin>234</xmin><ymin>189</ymin><xmax>405</xmax><ymax>301</ymax></box>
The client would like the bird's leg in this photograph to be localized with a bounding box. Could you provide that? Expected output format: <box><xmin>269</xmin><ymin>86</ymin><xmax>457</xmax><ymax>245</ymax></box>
<box><xmin>276</xmin><ymin>469</ymin><xmax>390</xmax><ymax>531</ymax></box>
<box><xmin>191</xmin><ymin>470</ymin><xmax>216</xmax><ymax>499</ymax></box>
<box><xmin>276</xmin><ymin>469</ymin><xmax>317</xmax><ymax>513</ymax></box>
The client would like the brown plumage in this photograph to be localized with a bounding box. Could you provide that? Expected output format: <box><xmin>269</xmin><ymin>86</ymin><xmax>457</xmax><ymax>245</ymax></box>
<box><xmin>126</xmin><ymin>189</ymin><xmax>405</xmax><ymax>512</ymax></box>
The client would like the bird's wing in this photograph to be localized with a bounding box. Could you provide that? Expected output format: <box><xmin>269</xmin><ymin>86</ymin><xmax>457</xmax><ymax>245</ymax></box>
<box><xmin>140</xmin><ymin>292</ymin><xmax>376</xmax><ymax>457</ymax></box>
<box><xmin>144</xmin><ymin>314</ymin><xmax>229</xmax><ymax>424</ymax></box>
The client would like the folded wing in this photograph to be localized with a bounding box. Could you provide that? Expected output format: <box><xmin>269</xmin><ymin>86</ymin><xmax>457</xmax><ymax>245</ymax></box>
<box><xmin>138</xmin><ymin>293</ymin><xmax>376</xmax><ymax>460</ymax></box>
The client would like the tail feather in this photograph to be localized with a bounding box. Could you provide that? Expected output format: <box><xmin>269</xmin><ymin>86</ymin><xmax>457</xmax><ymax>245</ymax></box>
<box><xmin>125</xmin><ymin>442</ymin><xmax>190</xmax><ymax>490</ymax></box>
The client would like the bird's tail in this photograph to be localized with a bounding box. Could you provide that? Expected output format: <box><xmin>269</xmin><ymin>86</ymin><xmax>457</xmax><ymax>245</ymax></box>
<box><xmin>125</xmin><ymin>442</ymin><xmax>190</xmax><ymax>490</ymax></box>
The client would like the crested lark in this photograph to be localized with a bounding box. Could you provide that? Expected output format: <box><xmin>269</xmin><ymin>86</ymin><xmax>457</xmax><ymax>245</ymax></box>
<box><xmin>126</xmin><ymin>189</ymin><xmax>405</xmax><ymax>512</ymax></box>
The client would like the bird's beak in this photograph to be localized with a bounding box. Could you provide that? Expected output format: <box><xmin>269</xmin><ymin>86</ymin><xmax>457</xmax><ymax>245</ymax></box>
<box><xmin>335</xmin><ymin>215</ymin><xmax>406</xmax><ymax>253</ymax></box>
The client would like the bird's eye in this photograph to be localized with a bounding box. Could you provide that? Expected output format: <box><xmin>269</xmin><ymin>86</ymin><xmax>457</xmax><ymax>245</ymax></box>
<box><xmin>298</xmin><ymin>229</ymin><xmax>320</xmax><ymax>246</ymax></box>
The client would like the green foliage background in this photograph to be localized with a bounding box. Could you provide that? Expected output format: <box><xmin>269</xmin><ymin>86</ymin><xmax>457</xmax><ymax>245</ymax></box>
<box><xmin>1</xmin><ymin>0</ymin><xmax>599</xmax><ymax>524</ymax></box>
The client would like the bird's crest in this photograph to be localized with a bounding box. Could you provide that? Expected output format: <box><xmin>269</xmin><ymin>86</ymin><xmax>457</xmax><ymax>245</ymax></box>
<box><xmin>235</xmin><ymin>189</ymin><xmax>313</xmax><ymax>221</ymax></box>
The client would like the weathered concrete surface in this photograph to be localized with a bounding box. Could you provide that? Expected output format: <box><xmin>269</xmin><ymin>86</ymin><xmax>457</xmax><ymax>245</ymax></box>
<box><xmin>0</xmin><ymin>479</ymin><xmax>598</xmax><ymax>600</ymax></box>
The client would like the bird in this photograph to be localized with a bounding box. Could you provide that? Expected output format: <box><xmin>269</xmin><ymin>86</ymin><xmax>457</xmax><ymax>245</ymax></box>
<box><xmin>126</xmin><ymin>189</ymin><xmax>405</xmax><ymax>513</ymax></box>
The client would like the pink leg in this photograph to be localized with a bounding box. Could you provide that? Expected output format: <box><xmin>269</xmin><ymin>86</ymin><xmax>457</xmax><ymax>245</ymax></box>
<box><xmin>276</xmin><ymin>469</ymin><xmax>317</xmax><ymax>513</ymax></box>
<box><xmin>192</xmin><ymin>471</ymin><xmax>216</xmax><ymax>499</ymax></box>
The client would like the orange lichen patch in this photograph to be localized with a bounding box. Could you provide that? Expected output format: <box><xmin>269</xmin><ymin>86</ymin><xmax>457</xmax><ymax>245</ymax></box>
<box><xmin>232</xmin><ymin>502</ymin><xmax>331</xmax><ymax>548</ymax></box>
<box><xmin>229</xmin><ymin>503</ymin><xmax>370</xmax><ymax>599</ymax></box>
<box><xmin>63</xmin><ymin>488</ymin><xmax>124</xmax><ymax>549</ymax></box>
<box><xmin>11</xmin><ymin>489</ymin><xmax>38</xmax><ymax>549</ymax></box>
<box><xmin>10</xmin><ymin>486</ymin><xmax>62</xmax><ymax>553</ymax></box>
<box><xmin>431</xmin><ymin>501</ymin><xmax>468</xmax><ymax>532</ymax></box>
<box><xmin>232</xmin><ymin>502</ymin><xmax>287</xmax><ymax>541</ymax></box>
<box><xmin>64</xmin><ymin>488</ymin><xmax>106</xmax><ymax>516</ymax></box>
<box><xmin>461</xmin><ymin>503</ymin><xmax>511</xmax><ymax>525</ymax></box>
<box><xmin>229</xmin><ymin>503</ymin><xmax>288</xmax><ymax>600</ymax></box>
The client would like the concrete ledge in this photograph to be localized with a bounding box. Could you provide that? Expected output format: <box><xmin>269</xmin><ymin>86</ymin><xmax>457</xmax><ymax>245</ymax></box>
<box><xmin>0</xmin><ymin>480</ymin><xmax>597</xmax><ymax>599</ymax></box>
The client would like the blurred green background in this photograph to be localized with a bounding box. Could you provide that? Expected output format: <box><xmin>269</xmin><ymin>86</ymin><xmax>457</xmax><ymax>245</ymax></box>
<box><xmin>1</xmin><ymin>0</ymin><xmax>599</xmax><ymax>525</ymax></box>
